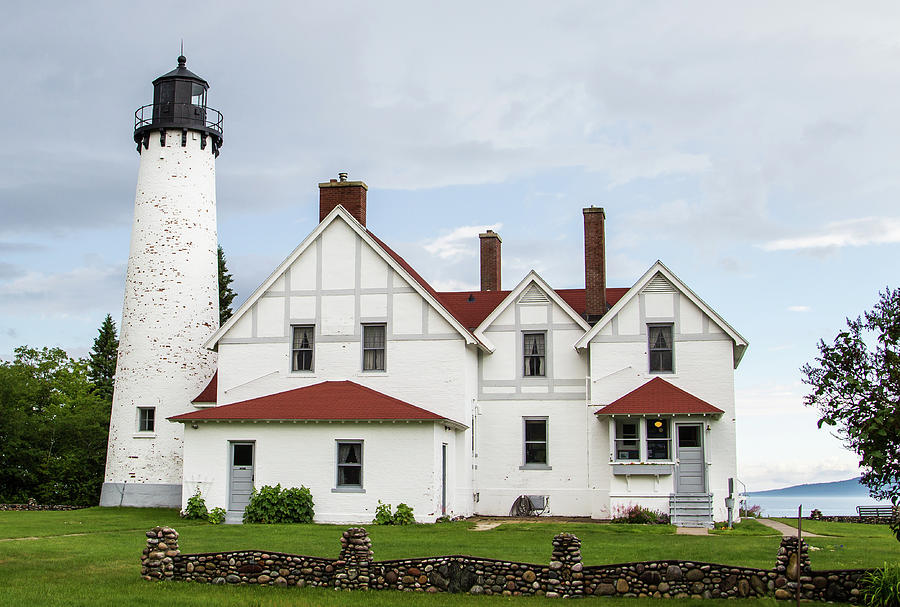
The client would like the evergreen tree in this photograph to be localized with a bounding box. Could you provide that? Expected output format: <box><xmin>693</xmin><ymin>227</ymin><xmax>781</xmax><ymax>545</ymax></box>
<box><xmin>218</xmin><ymin>245</ymin><xmax>237</xmax><ymax>325</ymax></box>
<box><xmin>88</xmin><ymin>314</ymin><xmax>118</xmax><ymax>400</ymax></box>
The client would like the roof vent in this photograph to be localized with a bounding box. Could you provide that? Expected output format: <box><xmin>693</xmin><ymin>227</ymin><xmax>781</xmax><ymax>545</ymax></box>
<box><xmin>519</xmin><ymin>284</ymin><xmax>549</xmax><ymax>304</ymax></box>
<box><xmin>643</xmin><ymin>273</ymin><xmax>676</xmax><ymax>293</ymax></box>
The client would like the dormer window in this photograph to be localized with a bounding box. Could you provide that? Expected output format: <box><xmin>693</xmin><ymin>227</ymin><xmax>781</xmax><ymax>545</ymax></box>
<box><xmin>523</xmin><ymin>332</ymin><xmax>546</xmax><ymax>377</ymax></box>
<box><xmin>648</xmin><ymin>324</ymin><xmax>673</xmax><ymax>373</ymax></box>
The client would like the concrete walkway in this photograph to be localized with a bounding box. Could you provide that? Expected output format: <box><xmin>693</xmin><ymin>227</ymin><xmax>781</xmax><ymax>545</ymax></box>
<box><xmin>757</xmin><ymin>518</ymin><xmax>822</xmax><ymax>537</ymax></box>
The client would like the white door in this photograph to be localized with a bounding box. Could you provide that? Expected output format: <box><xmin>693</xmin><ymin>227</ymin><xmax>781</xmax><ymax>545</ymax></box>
<box><xmin>675</xmin><ymin>424</ymin><xmax>706</xmax><ymax>493</ymax></box>
<box><xmin>229</xmin><ymin>442</ymin><xmax>254</xmax><ymax>511</ymax></box>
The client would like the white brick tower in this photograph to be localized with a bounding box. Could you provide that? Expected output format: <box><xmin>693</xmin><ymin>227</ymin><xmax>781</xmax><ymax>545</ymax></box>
<box><xmin>100</xmin><ymin>56</ymin><xmax>222</xmax><ymax>507</ymax></box>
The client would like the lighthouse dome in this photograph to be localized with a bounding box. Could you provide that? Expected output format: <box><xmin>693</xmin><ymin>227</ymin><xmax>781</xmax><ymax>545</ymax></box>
<box><xmin>134</xmin><ymin>55</ymin><xmax>223</xmax><ymax>150</ymax></box>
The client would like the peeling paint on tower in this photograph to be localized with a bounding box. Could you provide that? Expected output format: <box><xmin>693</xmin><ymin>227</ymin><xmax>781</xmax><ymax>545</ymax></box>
<box><xmin>99</xmin><ymin>56</ymin><xmax>222</xmax><ymax>507</ymax></box>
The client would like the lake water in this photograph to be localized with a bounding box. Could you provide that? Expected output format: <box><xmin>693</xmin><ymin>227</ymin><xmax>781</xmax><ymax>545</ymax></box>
<box><xmin>744</xmin><ymin>494</ymin><xmax>885</xmax><ymax>517</ymax></box>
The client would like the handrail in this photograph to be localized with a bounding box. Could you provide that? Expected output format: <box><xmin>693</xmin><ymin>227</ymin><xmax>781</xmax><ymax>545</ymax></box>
<box><xmin>133</xmin><ymin>103</ymin><xmax>223</xmax><ymax>135</ymax></box>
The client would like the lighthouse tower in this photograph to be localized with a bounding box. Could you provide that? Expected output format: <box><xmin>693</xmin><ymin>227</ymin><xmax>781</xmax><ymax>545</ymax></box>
<box><xmin>100</xmin><ymin>56</ymin><xmax>223</xmax><ymax>507</ymax></box>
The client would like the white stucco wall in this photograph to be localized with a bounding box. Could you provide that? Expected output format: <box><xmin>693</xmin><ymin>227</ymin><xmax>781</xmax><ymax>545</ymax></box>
<box><xmin>207</xmin><ymin>215</ymin><xmax>478</xmax><ymax>518</ymax></box>
<box><xmin>102</xmin><ymin>130</ymin><xmax>219</xmax><ymax>506</ymax></box>
<box><xmin>181</xmin><ymin>421</ymin><xmax>465</xmax><ymax>523</ymax></box>
<box><xmin>587</xmin><ymin>283</ymin><xmax>739</xmax><ymax>521</ymax></box>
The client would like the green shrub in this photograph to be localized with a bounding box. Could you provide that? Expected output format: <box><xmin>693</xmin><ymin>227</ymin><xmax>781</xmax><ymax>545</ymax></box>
<box><xmin>182</xmin><ymin>489</ymin><xmax>208</xmax><ymax>520</ymax></box>
<box><xmin>393</xmin><ymin>502</ymin><xmax>415</xmax><ymax>525</ymax></box>
<box><xmin>611</xmin><ymin>504</ymin><xmax>669</xmax><ymax>525</ymax></box>
<box><xmin>863</xmin><ymin>562</ymin><xmax>900</xmax><ymax>607</ymax></box>
<box><xmin>372</xmin><ymin>500</ymin><xmax>416</xmax><ymax>524</ymax></box>
<box><xmin>242</xmin><ymin>484</ymin><xmax>314</xmax><ymax>524</ymax></box>
<box><xmin>373</xmin><ymin>500</ymin><xmax>394</xmax><ymax>525</ymax></box>
<box><xmin>207</xmin><ymin>507</ymin><xmax>226</xmax><ymax>525</ymax></box>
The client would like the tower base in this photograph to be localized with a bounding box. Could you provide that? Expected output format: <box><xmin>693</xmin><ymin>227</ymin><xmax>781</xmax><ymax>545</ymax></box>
<box><xmin>99</xmin><ymin>482</ymin><xmax>182</xmax><ymax>508</ymax></box>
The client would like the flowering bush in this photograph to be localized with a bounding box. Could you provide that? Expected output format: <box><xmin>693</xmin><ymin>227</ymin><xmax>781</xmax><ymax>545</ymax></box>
<box><xmin>611</xmin><ymin>504</ymin><xmax>670</xmax><ymax>525</ymax></box>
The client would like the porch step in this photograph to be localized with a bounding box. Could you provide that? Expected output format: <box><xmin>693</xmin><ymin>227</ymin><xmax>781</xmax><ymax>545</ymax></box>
<box><xmin>669</xmin><ymin>493</ymin><xmax>713</xmax><ymax>528</ymax></box>
<box><xmin>225</xmin><ymin>510</ymin><xmax>244</xmax><ymax>525</ymax></box>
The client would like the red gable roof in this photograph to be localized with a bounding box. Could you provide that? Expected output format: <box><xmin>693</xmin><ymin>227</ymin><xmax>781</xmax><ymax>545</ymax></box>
<box><xmin>170</xmin><ymin>380</ymin><xmax>453</xmax><ymax>423</ymax></box>
<box><xmin>595</xmin><ymin>377</ymin><xmax>724</xmax><ymax>415</ymax></box>
<box><xmin>437</xmin><ymin>287</ymin><xmax>629</xmax><ymax>331</ymax></box>
<box><xmin>192</xmin><ymin>372</ymin><xmax>217</xmax><ymax>404</ymax></box>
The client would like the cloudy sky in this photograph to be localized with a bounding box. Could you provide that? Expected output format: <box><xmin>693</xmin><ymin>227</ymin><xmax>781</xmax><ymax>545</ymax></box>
<box><xmin>3</xmin><ymin>2</ymin><xmax>897</xmax><ymax>491</ymax></box>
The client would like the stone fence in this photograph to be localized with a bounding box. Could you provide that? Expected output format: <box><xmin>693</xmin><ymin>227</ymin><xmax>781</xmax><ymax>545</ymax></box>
<box><xmin>0</xmin><ymin>503</ymin><xmax>86</xmax><ymax>511</ymax></box>
<box><xmin>141</xmin><ymin>527</ymin><xmax>871</xmax><ymax>601</ymax></box>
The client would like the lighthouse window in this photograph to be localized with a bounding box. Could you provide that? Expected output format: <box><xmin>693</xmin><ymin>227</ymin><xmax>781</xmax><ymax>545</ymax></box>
<box><xmin>191</xmin><ymin>83</ymin><xmax>205</xmax><ymax>107</ymax></box>
<box><xmin>291</xmin><ymin>325</ymin><xmax>315</xmax><ymax>371</ymax></box>
<box><xmin>137</xmin><ymin>407</ymin><xmax>156</xmax><ymax>433</ymax></box>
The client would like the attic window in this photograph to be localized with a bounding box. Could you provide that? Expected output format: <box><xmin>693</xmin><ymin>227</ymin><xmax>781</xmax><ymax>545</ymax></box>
<box><xmin>648</xmin><ymin>324</ymin><xmax>673</xmax><ymax>373</ymax></box>
<box><xmin>292</xmin><ymin>326</ymin><xmax>314</xmax><ymax>371</ymax></box>
<box><xmin>523</xmin><ymin>332</ymin><xmax>546</xmax><ymax>377</ymax></box>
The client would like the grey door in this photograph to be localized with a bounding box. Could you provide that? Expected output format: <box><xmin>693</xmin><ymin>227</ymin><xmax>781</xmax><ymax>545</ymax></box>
<box><xmin>229</xmin><ymin>442</ymin><xmax>254</xmax><ymax>512</ymax></box>
<box><xmin>675</xmin><ymin>424</ymin><xmax>706</xmax><ymax>493</ymax></box>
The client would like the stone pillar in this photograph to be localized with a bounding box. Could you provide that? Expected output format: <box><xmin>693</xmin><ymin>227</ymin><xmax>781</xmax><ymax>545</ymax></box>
<box><xmin>335</xmin><ymin>527</ymin><xmax>373</xmax><ymax>590</ymax></box>
<box><xmin>141</xmin><ymin>527</ymin><xmax>180</xmax><ymax>581</ymax></box>
<box><xmin>773</xmin><ymin>537</ymin><xmax>811</xmax><ymax>600</ymax></box>
<box><xmin>548</xmin><ymin>532</ymin><xmax>583</xmax><ymax>598</ymax></box>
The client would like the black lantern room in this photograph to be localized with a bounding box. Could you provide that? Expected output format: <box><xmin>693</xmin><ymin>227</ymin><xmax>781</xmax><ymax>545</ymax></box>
<box><xmin>134</xmin><ymin>55</ymin><xmax>223</xmax><ymax>154</ymax></box>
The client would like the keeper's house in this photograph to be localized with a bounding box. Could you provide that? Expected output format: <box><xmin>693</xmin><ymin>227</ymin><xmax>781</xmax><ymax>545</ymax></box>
<box><xmin>170</xmin><ymin>177</ymin><xmax>747</xmax><ymax>527</ymax></box>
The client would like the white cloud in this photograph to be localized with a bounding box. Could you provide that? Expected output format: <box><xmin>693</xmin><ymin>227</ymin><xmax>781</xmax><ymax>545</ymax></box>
<box><xmin>0</xmin><ymin>264</ymin><xmax>124</xmax><ymax>319</ymax></box>
<box><xmin>761</xmin><ymin>217</ymin><xmax>900</xmax><ymax>251</ymax></box>
<box><xmin>423</xmin><ymin>224</ymin><xmax>502</xmax><ymax>260</ymax></box>
<box><xmin>787</xmin><ymin>305</ymin><xmax>811</xmax><ymax>312</ymax></box>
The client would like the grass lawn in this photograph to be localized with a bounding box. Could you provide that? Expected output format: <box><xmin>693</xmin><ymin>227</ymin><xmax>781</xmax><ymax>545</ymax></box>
<box><xmin>772</xmin><ymin>517</ymin><xmax>900</xmax><ymax>570</ymax></box>
<box><xmin>0</xmin><ymin>509</ymin><xmax>892</xmax><ymax>606</ymax></box>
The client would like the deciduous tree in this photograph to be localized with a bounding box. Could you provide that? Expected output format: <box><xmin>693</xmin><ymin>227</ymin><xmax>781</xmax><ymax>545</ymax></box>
<box><xmin>802</xmin><ymin>287</ymin><xmax>900</xmax><ymax>539</ymax></box>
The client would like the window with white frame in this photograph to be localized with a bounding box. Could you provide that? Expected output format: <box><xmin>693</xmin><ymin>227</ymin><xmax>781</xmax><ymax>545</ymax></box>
<box><xmin>291</xmin><ymin>325</ymin><xmax>314</xmax><ymax>371</ymax></box>
<box><xmin>336</xmin><ymin>441</ymin><xmax>363</xmax><ymax>488</ymax></box>
<box><xmin>614</xmin><ymin>419</ymin><xmax>640</xmax><ymax>461</ymax></box>
<box><xmin>523</xmin><ymin>418</ymin><xmax>548</xmax><ymax>466</ymax></box>
<box><xmin>137</xmin><ymin>407</ymin><xmax>155</xmax><ymax>432</ymax></box>
<box><xmin>648</xmin><ymin>324</ymin><xmax>674</xmax><ymax>373</ymax></box>
<box><xmin>523</xmin><ymin>332</ymin><xmax>546</xmax><ymax>377</ymax></box>
<box><xmin>646</xmin><ymin>418</ymin><xmax>671</xmax><ymax>460</ymax></box>
<box><xmin>362</xmin><ymin>324</ymin><xmax>386</xmax><ymax>371</ymax></box>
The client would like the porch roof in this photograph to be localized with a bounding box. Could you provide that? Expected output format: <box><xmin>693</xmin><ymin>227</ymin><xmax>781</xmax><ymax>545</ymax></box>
<box><xmin>595</xmin><ymin>377</ymin><xmax>724</xmax><ymax>416</ymax></box>
<box><xmin>170</xmin><ymin>380</ymin><xmax>466</xmax><ymax>428</ymax></box>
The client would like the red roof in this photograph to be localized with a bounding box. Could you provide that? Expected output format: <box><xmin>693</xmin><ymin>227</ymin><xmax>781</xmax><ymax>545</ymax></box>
<box><xmin>595</xmin><ymin>377</ymin><xmax>724</xmax><ymax>415</ymax></box>
<box><xmin>170</xmin><ymin>380</ymin><xmax>452</xmax><ymax>423</ymax></box>
<box><xmin>437</xmin><ymin>287</ymin><xmax>629</xmax><ymax>331</ymax></box>
<box><xmin>367</xmin><ymin>227</ymin><xmax>628</xmax><ymax>333</ymax></box>
<box><xmin>192</xmin><ymin>372</ymin><xmax>217</xmax><ymax>404</ymax></box>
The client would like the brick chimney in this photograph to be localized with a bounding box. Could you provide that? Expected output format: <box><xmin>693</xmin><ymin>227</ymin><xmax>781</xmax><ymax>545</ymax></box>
<box><xmin>319</xmin><ymin>172</ymin><xmax>368</xmax><ymax>226</ymax></box>
<box><xmin>479</xmin><ymin>230</ymin><xmax>502</xmax><ymax>291</ymax></box>
<box><xmin>583</xmin><ymin>207</ymin><xmax>607</xmax><ymax>323</ymax></box>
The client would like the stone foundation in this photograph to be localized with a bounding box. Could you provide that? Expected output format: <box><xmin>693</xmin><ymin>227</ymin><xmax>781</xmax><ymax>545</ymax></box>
<box><xmin>141</xmin><ymin>528</ymin><xmax>872</xmax><ymax>601</ymax></box>
<box><xmin>0</xmin><ymin>503</ymin><xmax>86</xmax><ymax>511</ymax></box>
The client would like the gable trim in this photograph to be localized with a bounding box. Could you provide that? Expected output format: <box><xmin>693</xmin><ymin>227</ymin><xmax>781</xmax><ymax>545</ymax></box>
<box><xmin>473</xmin><ymin>271</ymin><xmax>591</xmax><ymax>352</ymax></box>
<box><xmin>205</xmin><ymin>206</ymin><xmax>482</xmax><ymax>350</ymax></box>
<box><xmin>574</xmin><ymin>261</ymin><xmax>748</xmax><ymax>368</ymax></box>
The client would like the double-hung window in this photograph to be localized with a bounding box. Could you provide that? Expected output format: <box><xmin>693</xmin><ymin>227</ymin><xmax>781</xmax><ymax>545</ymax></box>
<box><xmin>523</xmin><ymin>418</ymin><xmax>549</xmax><ymax>467</ymax></box>
<box><xmin>646</xmin><ymin>418</ymin><xmax>671</xmax><ymax>460</ymax></box>
<box><xmin>614</xmin><ymin>420</ymin><xmax>640</xmax><ymax>461</ymax></box>
<box><xmin>648</xmin><ymin>324</ymin><xmax>673</xmax><ymax>373</ymax></box>
<box><xmin>336</xmin><ymin>441</ymin><xmax>363</xmax><ymax>489</ymax></box>
<box><xmin>362</xmin><ymin>324</ymin><xmax>386</xmax><ymax>371</ymax></box>
<box><xmin>138</xmin><ymin>407</ymin><xmax>155</xmax><ymax>433</ymax></box>
<box><xmin>523</xmin><ymin>332</ymin><xmax>546</xmax><ymax>377</ymax></box>
<box><xmin>291</xmin><ymin>325</ymin><xmax>314</xmax><ymax>371</ymax></box>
